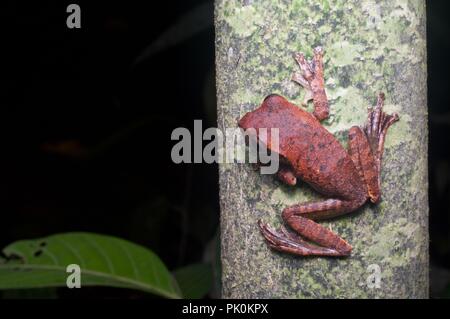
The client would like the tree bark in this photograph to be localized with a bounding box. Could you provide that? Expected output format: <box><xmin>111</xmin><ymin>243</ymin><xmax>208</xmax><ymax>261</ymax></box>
<box><xmin>215</xmin><ymin>0</ymin><xmax>428</xmax><ymax>298</ymax></box>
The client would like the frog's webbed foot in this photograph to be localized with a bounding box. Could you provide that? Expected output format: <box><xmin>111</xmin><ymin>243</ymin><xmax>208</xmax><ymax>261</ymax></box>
<box><xmin>348</xmin><ymin>92</ymin><xmax>399</xmax><ymax>203</ymax></box>
<box><xmin>364</xmin><ymin>93</ymin><xmax>399</xmax><ymax>170</ymax></box>
<box><xmin>258</xmin><ymin>221</ymin><xmax>346</xmax><ymax>257</ymax></box>
<box><xmin>291</xmin><ymin>46</ymin><xmax>329</xmax><ymax>121</ymax></box>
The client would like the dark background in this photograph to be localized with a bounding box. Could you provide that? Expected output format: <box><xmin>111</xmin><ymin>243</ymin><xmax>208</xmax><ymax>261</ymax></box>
<box><xmin>0</xmin><ymin>0</ymin><xmax>449</xmax><ymax>298</ymax></box>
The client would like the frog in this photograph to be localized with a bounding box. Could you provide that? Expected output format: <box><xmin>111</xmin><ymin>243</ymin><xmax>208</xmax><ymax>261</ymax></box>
<box><xmin>238</xmin><ymin>46</ymin><xmax>399</xmax><ymax>257</ymax></box>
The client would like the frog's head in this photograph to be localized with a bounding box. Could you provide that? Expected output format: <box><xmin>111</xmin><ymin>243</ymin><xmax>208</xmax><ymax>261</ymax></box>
<box><xmin>238</xmin><ymin>94</ymin><xmax>290</xmax><ymax>156</ymax></box>
<box><xmin>237</xmin><ymin>94</ymin><xmax>292</xmax><ymax>174</ymax></box>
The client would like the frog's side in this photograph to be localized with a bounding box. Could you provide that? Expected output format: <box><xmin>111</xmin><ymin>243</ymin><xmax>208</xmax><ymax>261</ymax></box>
<box><xmin>238</xmin><ymin>47</ymin><xmax>399</xmax><ymax>257</ymax></box>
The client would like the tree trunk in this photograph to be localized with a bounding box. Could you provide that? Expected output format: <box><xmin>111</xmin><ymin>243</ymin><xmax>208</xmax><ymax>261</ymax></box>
<box><xmin>215</xmin><ymin>0</ymin><xmax>428</xmax><ymax>298</ymax></box>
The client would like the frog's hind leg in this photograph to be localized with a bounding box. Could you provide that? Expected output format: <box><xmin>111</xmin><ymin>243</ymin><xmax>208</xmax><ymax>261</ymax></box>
<box><xmin>348</xmin><ymin>92</ymin><xmax>399</xmax><ymax>203</ymax></box>
<box><xmin>258</xmin><ymin>198</ymin><xmax>355</xmax><ymax>257</ymax></box>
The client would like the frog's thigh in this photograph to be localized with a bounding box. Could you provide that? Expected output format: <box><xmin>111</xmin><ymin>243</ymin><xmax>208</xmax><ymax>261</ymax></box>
<box><xmin>348</xmin><ymin>126</ymin><xmax>380</xmax><ymax>203</ymax></box>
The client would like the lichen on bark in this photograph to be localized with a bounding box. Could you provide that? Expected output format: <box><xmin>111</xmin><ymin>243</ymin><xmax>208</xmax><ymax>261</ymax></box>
<box><xmin>215</xmin><ymin>0</ymin><xmax>428</xmax><ymax>298</ymax></box>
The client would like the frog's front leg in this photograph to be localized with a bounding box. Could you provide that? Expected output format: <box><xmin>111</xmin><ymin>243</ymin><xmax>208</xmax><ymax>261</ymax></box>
<box><xmin>292</xmin><ymin>46</ymin><xmax>329</xmax><ymax>121</ymax></box>
<box><xmin>277</xmin><ymin>166</ymin><xmax>297</xmax><ymax>186</ymax></box>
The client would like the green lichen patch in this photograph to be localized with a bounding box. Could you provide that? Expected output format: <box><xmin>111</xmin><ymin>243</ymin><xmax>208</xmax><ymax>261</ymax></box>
<box><xmin>224</xmin><ymin>6</ymin><xmax>262</xmax><ymax>38</ymax></box>
<box><xmin>366</xmin><ymin>218</ymin><xmax>420</xmax><ymax>268</ymax></box>
<box><xmin>328</xmin><ymin>41</ymin><xmax>365</xmax><ymax>67</ymax></box>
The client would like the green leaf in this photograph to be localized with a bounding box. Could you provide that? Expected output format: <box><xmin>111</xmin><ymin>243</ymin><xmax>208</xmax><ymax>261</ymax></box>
<box><xmin>0</xmin><ymin>233</ymin><xmax>181</xmax><ymax>299</ymax></box>
<box><xmin>173</xmin><ymin>263</ymin><xmax>212</xmax><ymax>299</ymax></box>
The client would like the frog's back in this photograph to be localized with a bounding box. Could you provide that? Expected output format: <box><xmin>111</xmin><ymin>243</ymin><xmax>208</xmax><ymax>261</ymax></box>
<box><xmin>238</xmin><ymin>94</ymin><xmax>365</xmax><ymax>200</ymax></box>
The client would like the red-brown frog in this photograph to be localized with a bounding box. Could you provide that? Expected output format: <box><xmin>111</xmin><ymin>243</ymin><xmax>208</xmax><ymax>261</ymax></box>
<box><xmin>238</xmin><ymin>46</ymin><xmax>399</xmax><ymax>257</ymax></box>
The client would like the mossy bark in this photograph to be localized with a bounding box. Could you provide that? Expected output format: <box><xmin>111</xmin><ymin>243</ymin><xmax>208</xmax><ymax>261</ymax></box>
<box><xmin>215</xmin><ymin>0</ymin><xmax>428</xmax><ymax>298</ymax></box>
